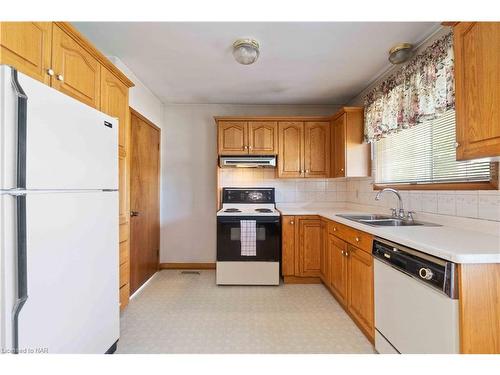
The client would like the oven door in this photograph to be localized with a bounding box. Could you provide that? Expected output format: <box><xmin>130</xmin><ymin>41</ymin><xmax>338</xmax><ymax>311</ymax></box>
<box><xmin>217</xmin><ymin>216</ymin><xmax>280</xmax><ymax>261</ymax></box>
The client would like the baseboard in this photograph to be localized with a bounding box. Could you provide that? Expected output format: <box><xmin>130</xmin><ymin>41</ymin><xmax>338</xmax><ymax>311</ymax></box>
<box><xmin>282</xmin><ymin>275</ymin><xmax>321</xmax><ymax>284</ymax></box>
<box><xmin>159</xmin><ymin>262</ymin><xmax>216</xmax><ymax>270</ymax></box>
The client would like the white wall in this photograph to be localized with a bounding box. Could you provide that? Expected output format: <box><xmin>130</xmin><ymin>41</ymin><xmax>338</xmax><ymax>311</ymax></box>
<box><xmin>161</xmin><ymin>104</ymin><xmax>339</xmax><ymax>263</ymax></box>
<box><xmin>109</xmin><ymin>57</ymin><xmax>163</xmax><ymax>126</ymax></box>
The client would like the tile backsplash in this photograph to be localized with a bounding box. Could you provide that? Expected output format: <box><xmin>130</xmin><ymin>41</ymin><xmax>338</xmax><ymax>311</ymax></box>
<box><xmin>219</xmin><ymin>168</ymin><xmax>500</xmax><ymax>222</ymax></box>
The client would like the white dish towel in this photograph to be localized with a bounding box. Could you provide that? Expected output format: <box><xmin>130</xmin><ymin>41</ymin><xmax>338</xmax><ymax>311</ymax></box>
<box><xmin>240</xmin><ymin>220</ymin><xmax>257</xmax><ymax>256</ymax></box>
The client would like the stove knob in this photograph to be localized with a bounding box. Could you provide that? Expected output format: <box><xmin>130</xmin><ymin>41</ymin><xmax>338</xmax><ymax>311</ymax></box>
<box><xmin>419</xmin><ymin>267</ymin><xmax>433</xmax><ymax>280</ymax></box>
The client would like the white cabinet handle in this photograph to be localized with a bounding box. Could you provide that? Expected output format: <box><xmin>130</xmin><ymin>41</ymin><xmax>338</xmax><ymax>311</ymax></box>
<box><xmin>47</xmin><ymin>68</ymin><xmax>54</xmax><ymax>76</ymax></box>
<box><xmin>56</xmin><ymin>74</ymin><xmax>64</xmax><ymax>81</ymax></box>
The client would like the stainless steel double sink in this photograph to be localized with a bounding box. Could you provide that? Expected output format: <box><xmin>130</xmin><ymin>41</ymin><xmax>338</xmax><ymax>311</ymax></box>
<box><xmin>336</xmin><ymin>214</ymin><xmax>441</xmax><ymax>227</ymax></box>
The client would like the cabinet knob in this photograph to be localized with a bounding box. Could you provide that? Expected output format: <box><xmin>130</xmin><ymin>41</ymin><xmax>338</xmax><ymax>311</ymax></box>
<box><xmin>454</xmin><ymin>142</ymin><xmax>460</xmax><ymax>148</ymax></box>
<box><xmin>47</xmin><ymin>68</ymin><xmax>54</xmax><ymax>76</ymax></box>
<box><xmin>333</xmin><ymin>227</ymin><xmax>337</xmax><ymax>232</ymax></box>
<box><xmin>130</xmin><ymin>211</ymin><xmax>140</xmax><ymax>217</ymax></box>
<box><xmin>305</xmin><ymin>169</ymin><xmax>310</xmax><ymax>173</ymax></box>
<box><xmin>340</xmin><ymin>168</ymin><xmax>344</xmax><ymax>172</ymax></box>
<box><xmin>249</xmin><ymin>146</ymin><xmax>252</xmax><ymax>150</ymax></box>
<box><xmin>341</xmin><ymin>251</ymin><xmax>345</xmax><ymax>256</ymax></box>
<box><xmin>355</xmin><ymin>237</ymin><xmax>360</xmax><ymax>242</ymax></box>
<box><xmin>290</xmin><ymin>221</ymin><xmax>294</xmax><ymax>225</ymax></box>
<box><xmin>56</xmin><ymin>74</ymin><xmax>64</xmax><ymax>81</ymax></box>
<box><xmin>345</xmin><ymin>251</ymin><xmax>349</xmax><ymax>257</ymax></box>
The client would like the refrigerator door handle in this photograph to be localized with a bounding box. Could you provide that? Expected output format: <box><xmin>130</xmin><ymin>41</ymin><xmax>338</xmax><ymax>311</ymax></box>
<box><xmin>12</xmin><ymin>195</ymin><xmax>28</xmax><ymax>353</ymax></box>
<box><xmin>11</xmin><ymin>68</ymin><xmax>28</xmax><ymax>189</ymax></box>
<box><xmin>10</xmin><ymin>68</ymin><xmax>28</xmax><ymax>353</ymax></box>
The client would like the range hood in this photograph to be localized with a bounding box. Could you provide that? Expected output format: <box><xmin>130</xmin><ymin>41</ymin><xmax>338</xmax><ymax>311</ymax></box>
<box><xmin>219</xmin><ymin>155</ymin><xmax>276</xmax><ymax>168</ymax></box>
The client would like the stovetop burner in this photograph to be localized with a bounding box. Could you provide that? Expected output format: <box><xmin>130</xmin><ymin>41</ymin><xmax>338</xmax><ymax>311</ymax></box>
<box><xmin>224</xmin><ymin>208</ymin><xmax>241</xmax><ymax>213</ymax></box>
<box><xmin>255</xmin><ymin>208</ymin><xmax>272</xmax><ymax>213</ymax></box>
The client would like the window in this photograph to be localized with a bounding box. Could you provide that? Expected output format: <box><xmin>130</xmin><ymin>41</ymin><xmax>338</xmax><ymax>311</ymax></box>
<box><xmin>374</xmin><ymin>110</ymin><xmax>494</xmax><ymax>188</ymax></box>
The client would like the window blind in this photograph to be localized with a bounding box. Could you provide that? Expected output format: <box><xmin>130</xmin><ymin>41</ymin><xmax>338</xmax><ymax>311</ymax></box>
<box><xmin>374</xmin><ymin>110</ymin><xmax>492</xmax><ymax>185</ymax></box>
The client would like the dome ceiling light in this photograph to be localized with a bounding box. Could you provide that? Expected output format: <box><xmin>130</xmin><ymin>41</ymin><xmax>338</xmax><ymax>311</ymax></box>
<box><xmin>232</xmin><ymin>39</ymin><xmax>260</xmax><ymax>65</ymax></box>
<box><xmin>388</xmin><ymin>43</ymin><xmax>414</xmax><ymax>64</ymax></box>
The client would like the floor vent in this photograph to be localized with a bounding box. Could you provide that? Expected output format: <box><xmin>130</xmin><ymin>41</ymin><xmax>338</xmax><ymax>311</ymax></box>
<box><xmin>181</xmin><ymin>271</ymin><xmax>201</xmax><ymax>275</ymax></box>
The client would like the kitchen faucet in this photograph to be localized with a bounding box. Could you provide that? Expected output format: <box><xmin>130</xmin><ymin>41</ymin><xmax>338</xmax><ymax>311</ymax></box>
<box><xmin>375</xmin><ymin>188</ymin><xmax>413</xmax><ymax>220</ymax></box>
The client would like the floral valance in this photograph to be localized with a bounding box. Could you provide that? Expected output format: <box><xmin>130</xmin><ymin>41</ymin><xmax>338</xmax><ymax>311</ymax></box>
<box><xmin>364</xmin><ymin>32</ymin><xmax>455</xmax><ymax>142</ymax></box>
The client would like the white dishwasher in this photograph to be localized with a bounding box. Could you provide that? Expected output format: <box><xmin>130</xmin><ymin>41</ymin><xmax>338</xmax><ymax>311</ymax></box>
<box><xmin>372</xmin><ymin>238</ymin><xmax>460</xmax><ymax>354</ymax></box>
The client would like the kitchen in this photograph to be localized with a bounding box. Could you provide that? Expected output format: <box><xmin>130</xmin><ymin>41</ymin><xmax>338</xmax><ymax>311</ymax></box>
<box><xmin>0</xmin><ymin>2</ymin><xmax>499</xmax><ymax>372</ymax></box>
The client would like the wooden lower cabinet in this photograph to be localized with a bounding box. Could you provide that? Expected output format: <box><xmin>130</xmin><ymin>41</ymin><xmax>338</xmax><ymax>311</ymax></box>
<box><xmin>329</xmin><ymin>234</ymin><xmax>349</xmax><ymax>307</ymax></box>
<box><xmin>298</xmin><ymin>217</ymin><xmax>322</xmax><ymax>277</ymax></box>
<box><xmin>347</xmin><ymin>245</ymin><xmax>374</xmax><ymax>340</ymax></box>
<box><xmin>319</xmin><ymin>219</ymin><xmax>330</xmax><ymax>284</ymax></box>
<box><xmin>281</xmin><ymin>216</ymin><xmax>296</xmax><ymax>276</ymax></box>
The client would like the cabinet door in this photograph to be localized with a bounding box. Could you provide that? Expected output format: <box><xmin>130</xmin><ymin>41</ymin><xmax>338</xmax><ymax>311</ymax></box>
<box><xmin>278</xmin><ymin>122</ymin><xmax>304</xmax><ymax>178</ymax></box>
<box><xmin>281</xmin><ymin>216</ymin><xmax>296</xmax><ymax>276</ymax></box>
<box><xmin>347</xmin><ymin>245</ymin><xmax>374</xmax><ymax>340</ymax></box>
<box><xmin>332</xmin><ymin>114</ymin><xmax>346</xmax><ymax>177</ymax></box>
<box><xmin>248</xmin><ymin>121</ymin><xmax>278</xmax><ymax>155</ymax></box>
<box><xmin>319</xmin><ymin>220</ymin><xmax>330</xmax><ymax>284</ymax></box>
<box><xmin>51</xmin><ymin>25</ymin><xmax>101</xmax><ymax>108</ymax></box>
<box><xmin>330</xmin><ymin>234</ymin><xmax>348</xmax><ymax>306</ymax></box>
<box><xmin>100</xmin><ymin>68</ymin><xmax>129</xmax><ymax>152</ymax></box>
<box><xmin>304</xmin><ymin>121</ymin><xmax>330</xmax><ymax>178</ymax></box>
<box><xmin>218</xmin><ymin>121</ymin><xmax>247</xmax><ymax>154</ymax></box>
<box><xmin>0</xmin><ymin>22</ymin><xmax>52</xmax><ymax>84</ymax></box>
<box><xmin>454</xmin><ymin>22</ymin><xmax>500</xmax><ymax>160</ymax></box>
<box><xmin>298</xmin><ymin>218</ymin><xmax>322</xmax><ymax>277</ymax></box>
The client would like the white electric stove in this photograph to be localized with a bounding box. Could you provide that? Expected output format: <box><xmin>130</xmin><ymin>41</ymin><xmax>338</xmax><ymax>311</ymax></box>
<box><xmin>216</xmin><ymin>188</ymin><xmax>281</xmax><ymax>285</ymax></box>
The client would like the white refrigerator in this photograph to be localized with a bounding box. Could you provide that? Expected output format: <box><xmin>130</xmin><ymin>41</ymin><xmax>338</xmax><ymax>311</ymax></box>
<box><xmin>0</xmin><ymin>65</ymin><xmax>120</xmax><ymax>354</ymax></box>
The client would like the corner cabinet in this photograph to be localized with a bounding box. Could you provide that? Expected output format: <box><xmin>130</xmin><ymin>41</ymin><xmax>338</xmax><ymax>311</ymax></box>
<box><xmin>277</xmin><ymin>120</ymin><xmax>330</xmax><ymax>178</ymax></box>
<box><xmin>331</xmin><ymin>107</ymin><xmax>370</xmax><ymax>178</ymax></box>
<box><xmin>0</xmin><ymin>22</ymin><xmax>135</xmax><ymax>311</ymax></box>
<box><xmin>453</xmin><ymin>22</ymin><xmax>500</xmax><ymax>160</ymax></box>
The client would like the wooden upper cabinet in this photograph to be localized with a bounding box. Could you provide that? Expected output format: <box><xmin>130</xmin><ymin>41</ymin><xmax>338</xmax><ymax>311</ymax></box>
<box><xmin>304</xmin><ymin>121</ymin><xmax>330</xmax><ymax>178</ymax></box>
<box><xmin>218</xmin><ymin>121</ymin><xmax>247</xmax><ymax>154</ymax></box>
<box><xmin>100</xmin><ymin>67</ymin><xmax>129</xmax><ymax>151</ymax></box>
<box><xmin>51</xmin><ymin>25</ymin><xmax>101</xmax><ymax>108</ymax></box>
<box><xmin>248</xmin><ymin>121</ymin><xmax>278</xmax><ymax>155</ymax></box>
<box><xmin>278</xmin><ymin>122</ymin><xmax>304</xmax><ymax>178</ymax></box>
<box><xmin>454</xmin><ymin>22</ymin><xmax>500</xmax><ymax>160</ymax></box>
<box><xmin>281</xmin><ymin>216</ymin><xmax>296</xmax><ymax>276</ymax></box>
<box><xmin>298</xmin><ymin>217</ymin><xmax>322</xmax><ymax>277</ymax></box>
<box><xmin>347</xmin><ymin>244</ymin><xmax>374</xmax><ymax>340</ymax></box>
<box><xmin>330</xmin><ymin>234</ymin><xmax>348</xmax><ymax>306</ymax></box>
<box><xmin>332</xmin><ymin>114</ymin><xmax>346</xmax><ymax>177</ymax></box>
<box><xmin>331</xmin><ymin>107</ymin><xmax>370</xmax><ymax>178</ymax></box>
<box><xmin>0</xmin><ymin>22</ymin><xmax>52</xmax><ymax>84</ymax></box>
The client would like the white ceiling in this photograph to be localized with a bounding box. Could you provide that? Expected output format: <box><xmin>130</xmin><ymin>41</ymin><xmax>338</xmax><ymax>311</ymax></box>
<box><xmin>74</xmin><ymin>22</ymin><xmax>440</xmax><ymax>105</ymax></box>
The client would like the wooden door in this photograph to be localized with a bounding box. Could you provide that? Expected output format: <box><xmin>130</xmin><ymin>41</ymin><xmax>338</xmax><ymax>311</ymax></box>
<box><xmin>332</xmin><ymin>114</ymin><xmax>346</xmax><ymax>177</ymax></box>
<box><xmin>347</xmin><ymin>245</ymin><xmax>374</xmax><ymax>340</ymax></box>
<box><xmin>319</xmin><ymin>220</ymin><xmax>330</xmax><ymax>285</ymax></box>
<box><xmin>51</xmin><ymin>25</ymin><xmax>101</xmax><ymax>108</ymax></box>
<box><xmin>218</xmin><ymin>121</ymin><xmax>247</xmax><ymax>154</ymax></box>
<box><xmin>454</xmin><ymin>22</ymin><xmax>500</xmax><ymax>160</ymax></box>
<box><xmin>298</xmin><ymin>218</ymin><xmax>322</xmax><ymax>277</ymax></box>
<box><xmin>278</xmin><ymin>122</ymin><xmax>304</xmax><ymax>178</ymax></box>
<box><xmin>130</xmin><ymin>110</ymin><xmax>161</xmax><ymax>294</ymax></box>
<box><xmin>0</xmin><ymin>22</ymin><xmax>53</xmax><ymax>84</ymax></box>
<box><xmin>330</xmin><ymin>234</ymin><xmax>348</xmax><ymax>306</ymax></box>
<box><xmin>281</xmin><ymin>216</ymin><xmax>296</xmax><ymax>276</ymax></box>
<box><xmin>248</xmin><ymin>121</ymin><xmax>278</xmax><ymax>155</ymax></box>
<box><xmin>304</xmin><ymin>121</ymin><xmax>330</xmax><ymax>178</ymax></box>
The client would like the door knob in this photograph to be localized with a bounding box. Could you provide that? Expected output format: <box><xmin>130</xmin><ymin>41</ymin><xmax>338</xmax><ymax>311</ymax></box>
<box><xmin>130</xmin><ymin>211</ymin><xmax>140</xmax><ymax>217</ymax></box>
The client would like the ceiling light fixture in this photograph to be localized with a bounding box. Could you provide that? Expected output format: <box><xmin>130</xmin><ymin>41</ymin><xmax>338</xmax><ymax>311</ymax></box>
<box><xmin>232</xmin><ymin>39</ymin><xmax>260</xmax><ymax>65</ymax></box>
<box><xmin>388</xmin><ymin>43</ymin><xmax>414</xmax><ymax>64</ymax></box>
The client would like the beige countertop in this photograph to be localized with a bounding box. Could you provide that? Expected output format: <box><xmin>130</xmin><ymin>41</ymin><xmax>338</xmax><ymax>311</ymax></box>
<box><xmin>277</xmin><ymin>204</ymin><xmax>500</xmax><ymax>264</ymax></box>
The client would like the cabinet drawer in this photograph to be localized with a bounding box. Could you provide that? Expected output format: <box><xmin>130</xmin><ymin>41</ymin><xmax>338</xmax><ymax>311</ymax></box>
<box><xmin>119</xmin><ymin>261</ymin><xmax>130</xmax><ymax>288</ymax></box>
<box><xmin>328</xmin><ymin>220</ymin><xmax>373</xmax><ymax>253</ymax></box>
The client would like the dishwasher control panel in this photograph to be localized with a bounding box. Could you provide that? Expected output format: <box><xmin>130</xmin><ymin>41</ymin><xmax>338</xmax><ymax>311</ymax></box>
<box><xmin>372</xmin><ymin>238</ymin><xmax>458</xmax><ymax>299</ymax></box>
